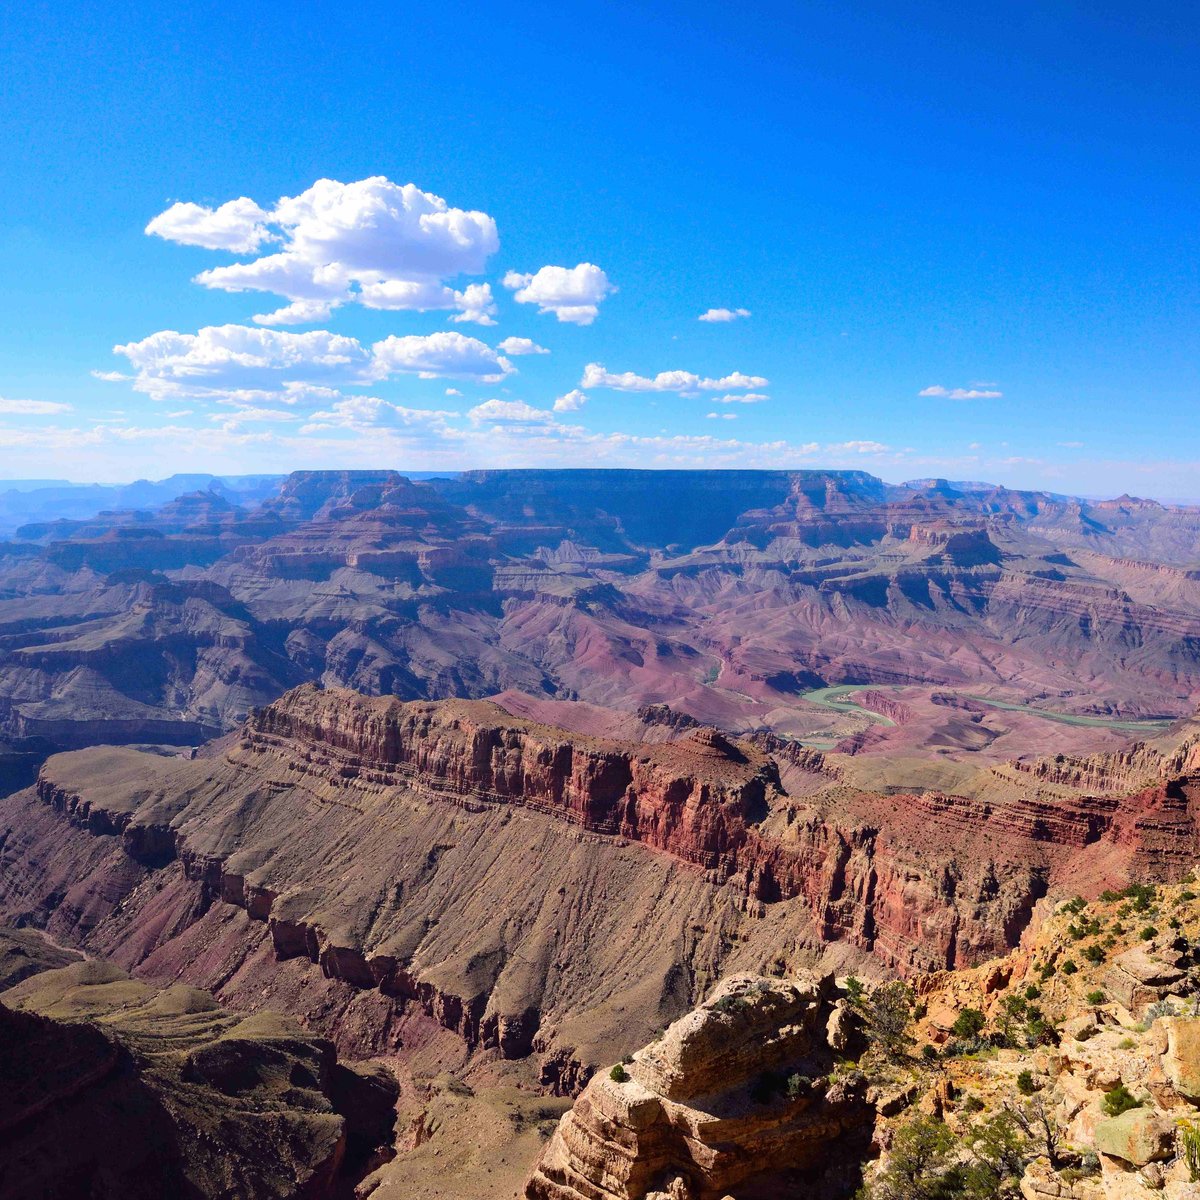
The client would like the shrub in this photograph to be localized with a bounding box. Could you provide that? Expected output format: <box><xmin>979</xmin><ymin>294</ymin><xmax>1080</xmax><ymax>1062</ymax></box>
<box><xmin>1180</xmin><ymin>1121</ymin><xmax>1200</xmax><ymax>1182</ymax></box>
<box><xmin>1141</xmin><ymin>925</ymin><xmax>1159</xmax><ymax>941</ymax></box>
<box><xmin>962</xmin><ymin>1094</ymin><xmax>985</xmax><ymax>1113</ymax></box>
<box><xmin>1017</xmin><ymin>1069</ymin><xmax>1037</xmax><ymax>1095</ymax></box>
<box><xmin>609</xmin><ymin>1064</ymin><xmax>629</xmax><ymax>1083</ymax></box>
<box><xmin>1181</xmin><ymin>890</ymin><xmax>1197</xmax><ymax>902</ymax></box>
<box><xmin>785</xmin><ymin>1073</ymin><xmax>810</xmax><ymax>1100</ymax></box>
<box><xmin>843</xmin><ymin>975</ymin><xmax>865</xmax><ymax>1005</ymax></box>
<box><xmin>1118</xmin><ymin>1036</ymin><xmax>1135</xmax><ymax>1049</ymax></box>
<box><xmin>1083</xmin><ymin>944</ymin><xmax>1105</xmax><ymax>964</ymax></box>
<box><xmin>1102</xmin><ymin>1083</ymin><xmax>1140</xmax><ymax>1117</ymax></box>
<box><xmin>1061</xmin><ymin>960</ymin><xmax>1078</xmax><ymax>975</ymax></box>
<box><xmin>1039</xmin><ymin>963</ymin><xmax>1056</xmax><ymax>980</ymax></box>
<box><xmin>951</xmin><ymin>1008</ymin><xmax>987</xmax><ymax>1039</ymax></box>
<box><xmin>1024</xmin><ymin>984</ymin><xmax>1041</xmax><ymax>1001</ymax></box>
<box><xmin>921</xmin><ymin>1043</ymin><xmax>938</xmax><ymax>1061</ymax></box>
<box><xmin>1086</xmin><ymin>989</ymin><xmax>1106</xmax><ymax>1005</ymax></box>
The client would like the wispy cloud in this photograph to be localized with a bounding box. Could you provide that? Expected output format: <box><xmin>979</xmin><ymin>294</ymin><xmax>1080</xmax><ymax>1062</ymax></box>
<box><xmin>581</xmin><ymin>363</ymin><xmax>768</xmax><ymax>394</ymax></box>
<box><xmin>920</xmin><ymin>385</ymin><xmax>1003</xmax><ymax>400</ymax></box>
<box><xmin>0</xmin><ymin>397</ymin><xmax>73</xmax><ymax>415</ymax></box>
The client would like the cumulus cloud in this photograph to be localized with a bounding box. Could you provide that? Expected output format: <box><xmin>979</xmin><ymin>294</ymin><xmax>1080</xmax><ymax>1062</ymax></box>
<box><xmin>497</xmin><ymin>336</ymin><xmax>550</xmax><ymax>356</ymax></box>
<box><xmin>503</xmin><ymin>263</ymin><xmax>614</xmax><ymax>324</ymax></box>
<box><xmin>698</xmin><ymin>307</ymin><xmax>750</xmax><ymax>322</ymax></box>
<box><xmin>112</xmin><ymin>324</ymin><xmax>513</xmax><ymax>402</ymax></box>
<box><xmin>920</xmin><ymin>385</ymin><xmax>1002</xmax><ymax>400</ymax></box>
<box><xmin>0</xmin><ymin>397</ymin><xmax>73</xmax><ymax>415</ymax></box>
<box><xmin>580</xmin><ymin>363</ymin><xmax>768</xmax><ymax>394</ymax></box>
<box><xmin>553</xmin><ymin>388</ymin><xmax>588</xmax><ymax>413</ymax></box>
<box><xmin>468</xmin><ymin>399</ymin><xmax>554</xmax><ymax>424</ymax></box>
<box><xmin>372</xmin><ymin>332</ymin><xmax>514</xmax><ymax>382</ymax></box>
<box><xmin>146</xmin><ymin>197</ymin><xmax>272</xmax><ymax>253</ymax></box>
<box><xmin>149</xmin><ymin>177</ymin><xmax>500</xmax><ymax>325</ymax></box>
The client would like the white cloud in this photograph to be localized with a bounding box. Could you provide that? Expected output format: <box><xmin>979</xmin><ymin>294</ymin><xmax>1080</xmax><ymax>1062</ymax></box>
<box><xmin>211</xmin><ymin>406</ymin><xmax>301</xmax><ymax>427</ymax></box>
<box><xmin>445</xmin><ymin>387</ymin><xmax>462</xmax><ymax>396</ymax></box>
<box><xmin>830</xmin><ymin>440</ymin><xmax>891</xmax><ymax>454</ymax></box>
<box><xmin>706</xmin><ymin>412</ymin><xmax>738</xmax><ymax>420</ymax></box>
<box><xmin>553</xmin><ymin>388</ymin><xmax>588</xmax><ymax>413</ymax></box>
<box><xmin>372</xmin><ymin>331</ymin><xmax>514</xmax><ymax>382</ymax></box>
<box><xmin>0</xmin><ymin>397</ymin><xmax>73</xmax><ymax>415</ymax></box>
<box><xmin>920</xmin><ymin>385</ymin><xmax>1003</xmax><ymax>400</ymax></box>
<box><xmin>91</xmin><ymin>370</ymin><xmax>132</xmax><ymax>383</ymax></box>
<box><xmin>580</xmin><ymin>363</ymin><xmax>768</xmax><ymax>394</ymax></box>
<box><xmin>698</xmin><ymin>307</ymin><xmax>750</xmax><ymax>322</ymax></box>
<box><xmin>711</xmin><ymin>392</ymin><xmax>768</xmax><ymax>404</ymax></box>
<box><xmin>497</xmin><ymin>336</ymin><xmax>550</xmax><ymax>356</ymax></box>
<box><xmin>112</xmin><ymin>324</ymin><xmax>513</xmax><ymax>403</ymax></box>
<box><xmin>468</xmin><ymin>399</ymin><xmax>554</xmax><ymax>424</ymax></box>
<box><xmin>145</xmin><ymin>197</ymin><xmax>272</xmax><ymax>253</ymax></box>
<box><xmin>503</xmin><ymin>263</ymin><xmax>614</xmax><ymax>324</ymax></box>
<box><xmin>114</xmin><ymin>325</ymin><xmax>374</xmax><ymax>400</ymax></box>
<box><xmin>150</xmin><ymin>177</ymin><xmax>500</xmax><ymax>325</ymax></box>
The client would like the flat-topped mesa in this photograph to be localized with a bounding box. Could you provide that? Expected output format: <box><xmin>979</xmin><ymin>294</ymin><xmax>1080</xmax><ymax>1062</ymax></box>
<box><xmin>245</xmin><ymin>684</ymin><xmax>784</xmax><ymax>880</ymax></box>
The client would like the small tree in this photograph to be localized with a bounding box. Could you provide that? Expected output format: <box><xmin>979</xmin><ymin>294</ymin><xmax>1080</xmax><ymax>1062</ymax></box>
<box><xmin>1008</xmin><ymin>1095</ymin><xmax>1066</xmax><ymax>1169</ymax></box>
<box><xmin>609</xmin><ymin>1064</ymin><xmax>629</xmax><ymax>1083</ymax></box>
<box><xmin>864</xmin><ymin>980</ymin><xmax>915</xmax><ymax>1060</ymax></box>
<box><xmin>1016</xmin><ymin>1069</ymin><xmax>1036</xmax><ymax>1095</ymax></box>
<box><xmin>951</xmin><ymin>1007</ymin><xmax>986</xmax><ymax>1040</ymax></box>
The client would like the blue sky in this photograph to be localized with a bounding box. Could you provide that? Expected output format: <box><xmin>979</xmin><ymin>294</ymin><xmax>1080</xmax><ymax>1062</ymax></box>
<box><xmin>1</xmin><ymin>1</ymin><xmax>1196</xmax><ymax>494</ymax></box>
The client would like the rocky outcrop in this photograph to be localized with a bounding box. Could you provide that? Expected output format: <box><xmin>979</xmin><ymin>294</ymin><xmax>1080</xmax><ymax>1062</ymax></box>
<box><xmin>525</xmin><ymin>973</ymin><xmax>873</xmax><ymax>1200</ymax></box>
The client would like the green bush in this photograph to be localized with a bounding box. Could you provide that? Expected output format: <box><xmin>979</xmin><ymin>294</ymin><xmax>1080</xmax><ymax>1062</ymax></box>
<box><xmin>1061</xmin><ymin>960</ymin><xmax>1078</xmax><ymax>975</ymax></box>
<box><xmin>1024</xmin><ymin>984</ymin><xmax>1041</xmax><ymax>1001</ymax></box>
<box><xmin>921</xmin><ymin>1043</ymin><xmax>938</xmax><ymax>1061</ymax></box>
<box><xmin>1083</xmin><ymin>944</ymin><xmax>1105</xmax><ymax>964</ymax></box>
<box><xmin>1102</xmin><ymin>1083</ymin><xmax>1140</xmax><ymax>1117</ymax></box>
<box><xmin>1140</xmin><ymin>925</ymin><xmax>1159</xmax><ymax>941</ymax></box>
<box><xmin>610</xmin><ymin>1064</ymin><xmax>629</xmax><ymax>1083</ymax></box>
<box><xmin>1016</xmin><ymin>1069</ymin><xmax>1037</xmax><ymax>1095</ymax></box>
<box><xmin>1085</xmin><ymin>989</ymin><xmax>1106</xmax><ymax>1005</ymax></box>
<box><xmin>951</xmin><ymin>1008</ymin><xmax>987</xmax><ymax>1039</ymax></box>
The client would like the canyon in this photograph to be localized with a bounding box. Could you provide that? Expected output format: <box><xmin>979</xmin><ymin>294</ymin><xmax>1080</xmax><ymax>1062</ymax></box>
<box><xmin>5</xmin><ymin>469</ymin><xmax>1200</xmax><ymax>1199</ymax></box>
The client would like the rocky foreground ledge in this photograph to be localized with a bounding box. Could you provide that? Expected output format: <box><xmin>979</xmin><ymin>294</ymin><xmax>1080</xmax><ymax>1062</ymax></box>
<box><xmin>526</xmin><ymin>972</ymin><xmax>871</xmax><ymax>1200</ymax></box>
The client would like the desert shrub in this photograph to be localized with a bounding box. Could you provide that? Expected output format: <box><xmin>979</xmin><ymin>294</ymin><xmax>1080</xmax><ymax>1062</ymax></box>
<box><xmin>921</xmin><ymin>1043</ymin><xmax>938</xmax><ymax>1061</ymax></box>
<box><xmin>1102</xmin><ymin>1083</ymin><xmax>1140</xmax><ymax>1117</ymax></box>
<box><xmin>1016</xmin><ymin>1069</ymin><xmax>1037</xmax><ymax>1095</ymax></box>
<box><xmin>1085</xmin><ymin>989</ymin><xmax>1106</xmax><ymax>1005</ymax></box>
<box><xmin>843</xmin><ymin>975</ymin><xmax>866</xmax><ymax>1005</ymax></box>
<box><xmin>1083</xmin><ymin>944</ymin><xmax>1106</xmax><ymax>964</ymax></box>
<box><xmin>1024</xmin><ymin>984</ymin><xmax>1041</xmax><ymax>1001</ymax></box>
<box><xmin>1061</xmin><ymin>960</ymin><xmax>1078</xmax><ymax>975</ymax></box>
<box><xmin>1118</xmin><ymin>1036</ymin><xmax>1136</xmax><ymax>1049</ymax></box>
<box><xmin>609</xmin><ymin>1064</ymin><xmax>629</xmax><ymax>1083</ymax></box>
<box><xmin>1141</xmin><ymin>925</ymin><xmax>1159</xmax><ymax>941</ymax></box>
<box><xmin>1180</xmin><ymin>1121</ymin><xmax>1200</xmax><ymax>1182</ymax></box>
<box><xmin>785</xmin><ymin>1073</ymin><xmax>811</xmax><ymax>1100</ymax></box>
<box><xmin>1181</xmin><ymin>890</ymin><xmax>1197</xmax><ymax>902</ymax></box>
<box><xmin>1039</xmin><ymin>963</ymin><xmax>1056</xmax><ymax>980</ymax></box>
<box><xmin>952</xmin><ymin>1008</ymin><xmax>987</xmax><ymax>1039</ymax></box>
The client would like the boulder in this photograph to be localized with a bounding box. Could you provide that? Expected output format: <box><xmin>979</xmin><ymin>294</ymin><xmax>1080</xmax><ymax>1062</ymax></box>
<box><xmin>1162</xmin><ymin>1019</ymin><xmax>1200</xmax><ymax>1102</ymax></box>
<box><xmin>1094</xmin><ymin>1108</ymin><xmax>1175</xmax><ymax>1166</ymax></box>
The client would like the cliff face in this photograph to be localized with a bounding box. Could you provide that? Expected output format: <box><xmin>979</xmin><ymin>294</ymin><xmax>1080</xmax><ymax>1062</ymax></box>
<box><xmin>4</xmin><ymin>685</ymin><xmax>1200</xmax><ymax>1099</ymax></box>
